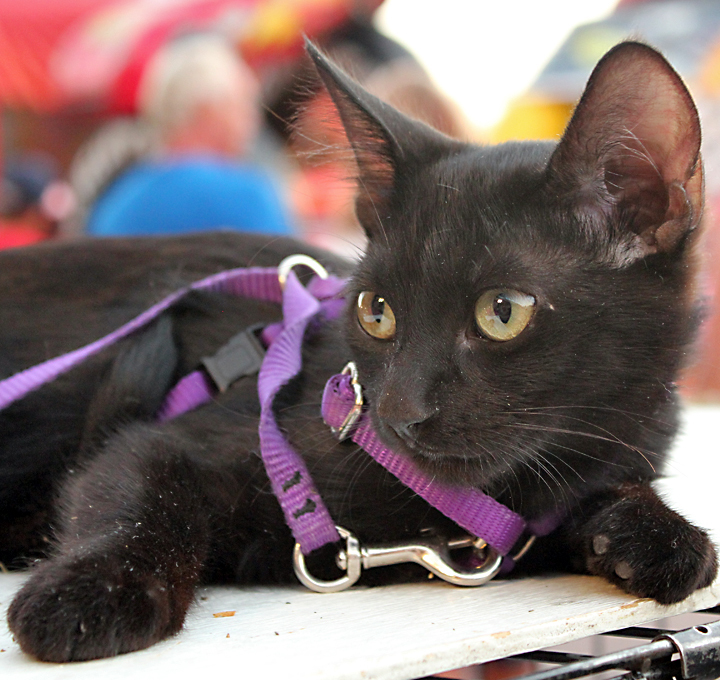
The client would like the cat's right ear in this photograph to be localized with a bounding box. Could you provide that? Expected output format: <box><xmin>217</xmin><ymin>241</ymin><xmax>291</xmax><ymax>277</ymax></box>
<box><xmin>305</xmin><ymin>40</ymin><xmax>449</xmax><ymax>239</ymax></box>
<box><xmin>548</xmin><ymin>41</ymin><xmax>703</xmax><ymax>260</ymax></box>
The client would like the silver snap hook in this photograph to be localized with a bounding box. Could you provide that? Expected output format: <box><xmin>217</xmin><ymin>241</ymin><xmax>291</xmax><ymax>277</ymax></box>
<box><xmin>294</xmin><ymin>528</ymin><xmax>504</xmax><ymax>593</ymax></box>
<box><xmin>337</xmin><ymin>533</ymin><xmax>503</xmax><ymax>587</ymax></box>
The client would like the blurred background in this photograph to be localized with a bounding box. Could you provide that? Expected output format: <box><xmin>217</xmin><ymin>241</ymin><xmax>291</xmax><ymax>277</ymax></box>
<box><xmin>378</xmin><ymin>0</ymin><xmax>616</xmax><ymax>134</ymax></box>
<box><xmin>1</xmin><ymin>0</ymin><xmax>720</xmax><ymax>399</ymax></box>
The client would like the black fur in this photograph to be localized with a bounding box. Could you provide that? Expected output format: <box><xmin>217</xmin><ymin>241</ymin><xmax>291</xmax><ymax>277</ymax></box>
<box><xmin>2</xmin><ymin>42</ymin><xmax>717</xmax><ymax>662</ymax></box>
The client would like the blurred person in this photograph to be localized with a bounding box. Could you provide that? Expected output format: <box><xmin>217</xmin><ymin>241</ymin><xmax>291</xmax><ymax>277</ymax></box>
<box><xmin>0</xmin><ymin>155</ymin><xmax>73</xmax><ymax>249</ymax></box>
<box><xmin>81</xmin><ymin>33</ymin><xmax>293</xmax><ymax>238</ymax></box>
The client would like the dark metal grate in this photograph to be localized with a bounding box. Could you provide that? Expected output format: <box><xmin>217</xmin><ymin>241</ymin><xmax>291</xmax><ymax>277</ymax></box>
<box><xmin>426</xmin><ymin>609</ymin><xmax>720</xmax><ymax>680</ymax></box>
<box><xmin>506</xmin><ymin>611</ymin><xmax>720</xmax><ymax>680</ymax></box>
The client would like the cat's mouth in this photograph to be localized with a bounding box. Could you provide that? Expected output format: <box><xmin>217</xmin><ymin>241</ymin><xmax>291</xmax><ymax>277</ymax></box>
<box><xmin>376</xmin><ymin>419</ymin><xmax>435</xmax><ymax>457</ymax></box>
<box><xmin>376</xmin><ymin>418</ymin><xmax>467</xmax><ymax>470</ymax></box>
<box><xmin>372</xmin><ymin>415</ymin><xmax>496</xmax><ymax>487</ymax></box>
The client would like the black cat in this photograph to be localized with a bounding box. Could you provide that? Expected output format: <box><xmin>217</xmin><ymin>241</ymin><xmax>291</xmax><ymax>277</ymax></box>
<box><xmin>2</xmin><ymin>41</ymin><xmax>717</xmax><ymax>663</ymax></box>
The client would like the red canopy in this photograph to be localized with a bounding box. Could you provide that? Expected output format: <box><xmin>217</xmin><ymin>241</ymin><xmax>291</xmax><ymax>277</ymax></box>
<box><xmin>0</xmin><ymin>0</ymin><xmax>113</xmax><ymax>111</ymax></box>
<box><xmin>0</xmin><ymin>0</ymin><xmax>382</xmax><ymax>113</ymax></box>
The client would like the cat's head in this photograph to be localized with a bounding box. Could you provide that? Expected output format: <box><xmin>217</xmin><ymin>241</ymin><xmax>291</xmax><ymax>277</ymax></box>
<box><xmin>308</xmin><ymin>42</ymin><xmax>703</xmax><ymax>511</ymax></box>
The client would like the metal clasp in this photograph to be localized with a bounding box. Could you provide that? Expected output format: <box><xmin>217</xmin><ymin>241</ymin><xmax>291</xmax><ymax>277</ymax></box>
<box><xmin>277</xmin><ymin>254</ymin><xmax>329</xmax><ymax>289</ymax></box>
<box><xmin>293</xmin><ymin>526</ymin><xmax>362</xmax><ymax>593</ymax></box>
<box><xmin>293</xmin><ymin>526</ymin><xmax>503</xmax><ymax>593</ymax></box>
<box><xmin>331</xmin><ymin>362</ymin><xmax>364</xmax><ymax>441</ymax></box>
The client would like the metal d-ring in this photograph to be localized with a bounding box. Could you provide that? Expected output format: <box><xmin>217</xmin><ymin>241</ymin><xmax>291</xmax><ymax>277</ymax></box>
<box><xmin>293</xmin><ymin>526</ymin><xmax>362</xmax><ymax>593</ymax></box>
<box><xmin>331</xmin><ymin>362</ymin><xmax>364</xmax><ymax>441</ymax></box>
<box><xmin>277</xmin><ymin>254</ymin><xmax>329</xmax><ymax>289</ymax></box>
<box><xmin>511</xmin><ymin>534</ymin><xmax>536</xmax><ymax>562</ymax></box>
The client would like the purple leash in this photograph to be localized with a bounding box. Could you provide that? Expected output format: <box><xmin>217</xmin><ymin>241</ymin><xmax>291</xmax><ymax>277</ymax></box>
<box><xmin>0</xmin><ymin>262</ymin><xmax>346</xmax><ymax>554</ymax></box>
<box><xmin>0</xmin><ymin>267</ymin><xmax>283</xmax><ymax>411</ymax></box>
<box><xmin>160</xmin><ymin>270</ymin><xmax>349</xmax><ymax>551</ymax></box>
<box><xmin>0</xmin><ymin>258</ymin><xmax>552</xmax><ymax>585</ymax></box>
<box><xmin>255</xmin><ymin>272</ymin><xmax>346</xmax><ymax>552</ymax></box>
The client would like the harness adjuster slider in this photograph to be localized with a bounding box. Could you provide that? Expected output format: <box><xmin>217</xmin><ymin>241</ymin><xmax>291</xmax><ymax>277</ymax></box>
<box><xmin>201</xmin><ymin>323</ymin><xmax>266</xmax><ymax>392</ymax></box>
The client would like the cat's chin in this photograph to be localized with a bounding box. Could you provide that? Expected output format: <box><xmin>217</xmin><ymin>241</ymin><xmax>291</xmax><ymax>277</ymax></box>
<box><xmin>412</xmin><ymin>451</ymin><xmax>488</xmax><ymax>487</ymax></box>
<box><xmin>375</xmin><ymin>424</ymin><xmax>488</xmax><ymax>487</ymax></box>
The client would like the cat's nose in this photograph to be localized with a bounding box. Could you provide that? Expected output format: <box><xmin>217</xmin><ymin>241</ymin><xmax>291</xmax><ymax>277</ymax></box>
<box><xmin>389</xmin><ymin>420</ymin><xmax>425</xmax><ymax>443</ymax></box>
<box><xmin>377</xmin><ymin>395</ymin><xmax>435</xmax><ymax>444</ymax></box>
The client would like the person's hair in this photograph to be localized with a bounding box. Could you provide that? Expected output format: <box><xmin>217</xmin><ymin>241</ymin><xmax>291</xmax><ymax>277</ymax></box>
<box><xmin>137</xmin><ymin>34</ymin><xmax>253</xmax><ymax>135</ymax></box>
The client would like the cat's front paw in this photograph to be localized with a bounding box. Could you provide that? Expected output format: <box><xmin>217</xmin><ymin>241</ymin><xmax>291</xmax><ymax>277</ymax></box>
<box><xmin>582</xmin><ymin>486</ymin><xmax>717</xmax><ymax>604</ymax></box>
<box><xmin>7</xmin><ymin>555</ymin><xmax>184</xmax><ymax>662</ymax></box>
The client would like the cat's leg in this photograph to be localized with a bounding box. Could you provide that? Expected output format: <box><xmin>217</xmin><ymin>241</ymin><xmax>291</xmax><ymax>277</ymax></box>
<box><xmin>566</xmin><ymin>482</ymin><xmax>717</xmax><ymax>604</ymax></box>
<box><xmin>7</xmin><ymin>426</ymin><xmax>211</xmax><ymax>662</ymax></box>
<box><xmin>78</xmin><ymin>315</ymin><xmax>178</xmax><ymax>456</ymax></box>
<box><xmin>0</xmin><ymin>315</ymin><xmax>178</xmax><ymax>566</ymax></box>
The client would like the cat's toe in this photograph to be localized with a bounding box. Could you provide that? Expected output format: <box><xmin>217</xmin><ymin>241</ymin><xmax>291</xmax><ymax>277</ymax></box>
<box><xmin>583</xmin><ymin>496</ymin><xmax>718</xmax><ymax>605</ymax></box>
<box><xmin>7</xmin><ymin>556</ymin><xmax>182</xmax><ymax>662</ymax></box>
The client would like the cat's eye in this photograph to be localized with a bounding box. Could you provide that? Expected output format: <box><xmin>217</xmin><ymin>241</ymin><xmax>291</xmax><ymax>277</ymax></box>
<box><xmin>357</xmin><ymin>291</ymin><xmax>396</xmax><ymax>340</ymax></box>
<box><xmin>475</xmin><ymin>289</ymin><xmax>536</xmax><ymax>341</ymax></box>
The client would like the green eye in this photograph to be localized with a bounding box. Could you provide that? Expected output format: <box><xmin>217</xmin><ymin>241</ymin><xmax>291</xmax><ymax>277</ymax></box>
<box><xmin>357</xmin><ymin>291</ymin><xmax>396</xmax><ymax>340</ymax></box>
<box><xmin>475</xmin><ymin>289</ymin><xmax>536</xmax><ymax>341</ymax></box>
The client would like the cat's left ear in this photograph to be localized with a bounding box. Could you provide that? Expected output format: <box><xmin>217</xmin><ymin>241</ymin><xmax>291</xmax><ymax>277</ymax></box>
<box><xmin>305</xmin><ymin>40</ymin><xmax>454</xmax><ymax>239</ymax></box>
<box><xmin>548</xmin><ymin>41</ymin><xmax>703</xmax><ymax>257</ymax></box>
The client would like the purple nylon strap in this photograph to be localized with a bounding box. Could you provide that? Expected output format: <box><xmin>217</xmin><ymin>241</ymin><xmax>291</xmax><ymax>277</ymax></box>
<box><xmin>321</xmin><ymin>374</ymin><xmax>527</xmax><ymax>555</ymax></box>
<box><xmin>0</xmin><ymin>267</ymin><xmax>283</xmax><ymax>411</ymax></box>
<box><xmin>0</xmin><ymin>262</ymin><xmax>344</xmax><ymax>554</ymax></box>
<box><xmin>157</xmin><ymin>371</ymin><xmax>216</xmax><ymax>423</ymax></box>
<box><xmin>158</xmin><ymin>272</ymin><xmax>347</xmax><ymax>552</ymax></box>
<box><xmin>256</xmin><ymin>272</ymin><xmax>346</xmax><ymax>553</ymax></box>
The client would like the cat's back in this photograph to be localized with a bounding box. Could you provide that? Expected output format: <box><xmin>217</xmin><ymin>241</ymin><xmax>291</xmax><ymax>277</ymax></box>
<box><xmin>0</xmin><ymin>231</ymin><xmax>351</xmax><ymax>372</ymax></box>
<box><xmin>0</xmin><ymin>231</ymin><xmax>344</xmax><ymax>300</ymax></box>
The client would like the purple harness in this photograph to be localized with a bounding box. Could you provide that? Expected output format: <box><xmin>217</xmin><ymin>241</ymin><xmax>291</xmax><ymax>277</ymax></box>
<box><xmin>0</xmin><ymin>259</ymin><xmax>556</xmax><ymax>589</ymax></box>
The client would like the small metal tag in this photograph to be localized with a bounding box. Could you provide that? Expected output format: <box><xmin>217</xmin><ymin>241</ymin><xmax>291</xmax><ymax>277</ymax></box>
<box><xmin>330</xmin><ymin>362</ymin><xmax>364</xmax><ymax>441</ymax></box>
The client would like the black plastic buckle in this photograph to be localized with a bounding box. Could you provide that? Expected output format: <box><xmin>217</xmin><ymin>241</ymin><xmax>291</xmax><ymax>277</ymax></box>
<box><xmin>201</xmin><ymin>323</ymin><xmax>266</xmax><ymax>392</ymax></box>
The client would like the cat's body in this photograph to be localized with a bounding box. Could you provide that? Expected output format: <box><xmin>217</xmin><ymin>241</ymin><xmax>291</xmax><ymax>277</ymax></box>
<box><xmin>2</xmin><ymin>42</ymin><xmax>718</xmax><ymax>662</ymax></box>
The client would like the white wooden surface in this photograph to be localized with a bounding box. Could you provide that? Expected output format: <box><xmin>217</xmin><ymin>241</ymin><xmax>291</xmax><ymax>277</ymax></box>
<box><xmin>1</xmin><ymin>405</ymin><xmax>719</xmax><ymax>679</ymax></box>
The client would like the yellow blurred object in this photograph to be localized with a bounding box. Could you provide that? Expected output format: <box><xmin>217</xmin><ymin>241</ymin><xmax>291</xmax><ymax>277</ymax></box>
<box><xmin>242</xmin><ymin>0</ymin><xmax>349</xmax><ymax>53</ymax></box>
<box><xmin>568</xmin><ymin>25</ymin><xmax>626</xmax><ymax>69</ymax></box>
<box><xmin>700</xmin><ymin>40</ymin><xmax>720</xmax><ymax>96</ymax></box>
<box><xmin>490</xmin><ymin>96</ymin><xmax>573</xmax><ymax>143</ymax></box>
<box><xmin>243</xmin><ymin>1</ymin><xmax>303</xmax><ymax>51</ymax></box>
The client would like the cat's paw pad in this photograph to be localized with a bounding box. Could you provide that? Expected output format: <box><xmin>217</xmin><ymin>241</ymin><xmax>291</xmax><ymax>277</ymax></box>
<box><xmin>612</xmin><ymin>559</ymin><xmax>634</xmax><ymax>580</ymax></box>
<box><xmin>591</xmin><ymin>534</ymin><xmax>636</xmax><ymax>579</ymax></box>
<box><xmin>584</xmin><ymin>500</ymin><xmax>717</xmax><ymax>605</ymax></box>
<box><xmin>7</xmin><ymin>556</ymin><xmax>179</xmax><ymax>662</ymax></box>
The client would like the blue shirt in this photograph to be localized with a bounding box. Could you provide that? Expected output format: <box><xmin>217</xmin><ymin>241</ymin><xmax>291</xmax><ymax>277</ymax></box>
<box><xmin>87</xmin><ymin>157</ymin><xmax>292</xmax><ymax>237</ymax></box>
